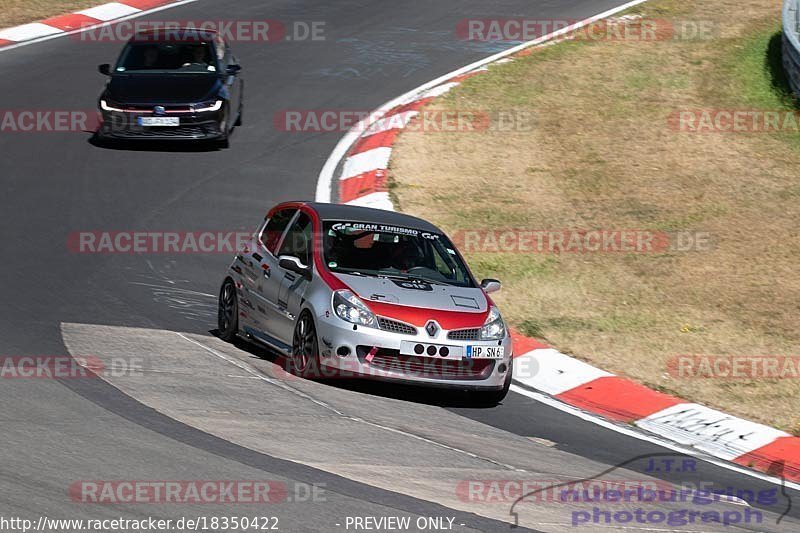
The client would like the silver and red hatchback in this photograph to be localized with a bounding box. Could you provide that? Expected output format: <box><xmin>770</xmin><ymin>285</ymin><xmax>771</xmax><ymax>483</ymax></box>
<box><xmin>218</xmin><ymin>201</ymin><xmax>513</xmax><ymax>403</ymax></box>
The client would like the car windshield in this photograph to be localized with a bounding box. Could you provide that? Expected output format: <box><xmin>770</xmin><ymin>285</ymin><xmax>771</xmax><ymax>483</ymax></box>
<box><xmin>323</xmin><ymin>221</ymin><xmax>475</xmax><ymax>287</ymax></box>
<box><xmin>115</xmin><ymin>42</ymin><xmax>217</xmax><ymax>73</ymax></box>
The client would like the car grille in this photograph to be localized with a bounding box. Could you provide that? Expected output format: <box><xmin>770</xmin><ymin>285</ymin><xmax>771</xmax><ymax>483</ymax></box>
<box><xmin>447</xmin><ymin>328</ymin><xmax>481</xmax><ymax>341</ymax></box>
<box><xmin>377</xmin><ymin>317</ymin><xmax>417</xmax><ymax>336</ymax></box>
<box><xmin>124</xmin><ymin>126</ymin><xmax>211</xmax><ymax>138</ymax></box>
<box><xmin>358</xmin><ymin>347</ymin><xmax>494</xmax><ymax>381</ymax></box>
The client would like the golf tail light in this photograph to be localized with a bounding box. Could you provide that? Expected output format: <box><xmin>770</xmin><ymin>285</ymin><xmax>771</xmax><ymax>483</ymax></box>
<box><xmin>333</xmin><ymin>290</ymin><xmax>377</xmax><ymax>328</ymax></box>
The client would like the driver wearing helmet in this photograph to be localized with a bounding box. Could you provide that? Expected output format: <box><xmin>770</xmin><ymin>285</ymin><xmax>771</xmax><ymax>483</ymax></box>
<box><xmin>387</xmin><ymin>237</ymin><xmax>421</xmax><ymax>272</ymax></box>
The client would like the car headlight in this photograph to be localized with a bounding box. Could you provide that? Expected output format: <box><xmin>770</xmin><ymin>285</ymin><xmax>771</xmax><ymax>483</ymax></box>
<box><xmin>333</xmin><ymin>290</ymin><xmax>377</xmax><ymax>328</ymax></box>
<box><xmin>100</xmin><ymin>99</ymin><xmax>125</xmax><ymax>112</ymax></box>
<box><xmin>480</xmin><ymin>306</ymin><xmax>506</xmax><ymax>340</ymax></box>
<box><xmin>193</xmin><ymin>100</ymin><xmax>224</xmax><ymax>112</ymax></box>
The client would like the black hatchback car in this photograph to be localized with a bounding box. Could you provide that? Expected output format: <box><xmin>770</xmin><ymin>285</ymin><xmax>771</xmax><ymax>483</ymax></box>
<box><xmin>96</xmin><ymin>28</ymin><xmax>243</xmax><ymax>147</ymax></box>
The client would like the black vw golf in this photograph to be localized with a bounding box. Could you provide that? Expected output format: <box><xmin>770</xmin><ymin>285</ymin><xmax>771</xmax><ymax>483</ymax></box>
<box><xmin>96</xmin><ymin>28</ymin><xmax>243</xmax><ymax>147</ymax></box>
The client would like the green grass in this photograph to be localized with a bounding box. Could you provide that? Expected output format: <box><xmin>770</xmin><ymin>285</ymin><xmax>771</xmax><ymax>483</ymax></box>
<box><xmin>722</xmin><ymin>27</ymin><xmax>800</xmax><ymax>153</ymax></box>
<box><xmin>467</xmin><ymin>254</ymin><xmax>559</xmax><ymax>280</ymax></box>
<box><xmin>390</xmin><ymin>0</ymin><xmax>800</xmax><ymax>432</ymax></box>
<box><xmin>721</xmin><ymin>28</ymin><xmax>798</xmax><ymax>110</ymax></box>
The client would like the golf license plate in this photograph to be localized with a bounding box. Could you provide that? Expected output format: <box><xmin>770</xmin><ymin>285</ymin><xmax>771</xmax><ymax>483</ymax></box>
<box><xmin>138</xmin><ymin>116</ymin><xmax>179</xmax><ymax>127</ymax></box>
<box><xmin>465</xmin><ymin>345</ymin><xmax>505</xmax><ymax>359</ymax></box>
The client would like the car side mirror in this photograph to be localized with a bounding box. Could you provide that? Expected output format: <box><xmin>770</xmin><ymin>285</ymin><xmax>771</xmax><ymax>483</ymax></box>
<box><xmin>226</xmin><ymin>64</ymin><xmax>242</xmax><ymax>75</ymax></box>
<box><xmin>480</xmin><ymin>278</ymin><xmax>501</xmax><ymax>294</ymax></box>
<box><xmin>279</xmin><ymin>255</ymin><xmax>311</xmax><ymax>280</ymax></box>
<box><xmin>98</xmin><ymin>63</ymin><xmax>111</xmax><ymax>76</ymax></box>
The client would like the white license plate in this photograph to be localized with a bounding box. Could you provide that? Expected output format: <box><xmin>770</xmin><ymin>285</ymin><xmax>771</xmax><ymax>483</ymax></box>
<box><xmin>138</xmin><ymin>116</ymin><xmax>179</xmax><ymax>126</ymax></box>
<box><xmin>465</xmin><ymin>345</ymin><xmax>505</xmax><ymax>359</ymax></box>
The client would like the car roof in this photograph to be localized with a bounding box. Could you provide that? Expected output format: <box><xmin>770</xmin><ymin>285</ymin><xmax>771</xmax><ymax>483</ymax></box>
<box><xmin>284</xmin><ymin>202</ymin><xmax>443</xmax><ymax>234</ymax></box>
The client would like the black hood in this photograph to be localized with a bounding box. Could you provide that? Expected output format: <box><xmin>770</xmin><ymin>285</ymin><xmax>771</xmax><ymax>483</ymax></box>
<box><xmin>106</xmin><ymin>74</ymin><xmax>221</xmax><ymax>104</ymax></box>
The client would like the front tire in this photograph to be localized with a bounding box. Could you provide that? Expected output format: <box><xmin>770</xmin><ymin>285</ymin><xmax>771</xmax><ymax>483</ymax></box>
<box><xmin>217</xmin><ymin>131</ymin><xmax>230</xmax><ymax>149</ymax></box>
<box><xmin>474</xmin><ymin>360</ymin><xmax>513</xmax><ymax>406</ymax></box>
<box><xmin>234</xmin><ymin>81</ymin><xmax>244</xmax><ymax>127</ymax></box>
<box><xmin>217</xmin><ymin>106</ymin><xmax>231</xmax><ymax>148</ymax></box>
<box><xmin>218</xmin><ymin>278</ymin><xmax>238</xmax><ymax>342</ymax></box>
<box><xmin>290</xmin><ymin>311</ymin><xmax>321</xmax><ymax>379</ymax></box>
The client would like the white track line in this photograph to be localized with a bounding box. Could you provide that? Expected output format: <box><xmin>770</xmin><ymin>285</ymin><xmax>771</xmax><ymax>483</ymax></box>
<box><xmin>315</xmin><ymin>0</ymin><xmax>651</xmax><ymax>202</ymax></box>
<box><xmin>0</xmin><ymin>0</ymin><xmax>202</xmax><ymax>53</ymax></box>
<box><xmin>309</xmin><ymin>0</ymin><xmax>800</xmax><ymax>491</ymax></box>
<box><xmin>175</xmin><ymin>332</ymin><xmax>524</xmax><ymax>472</ymax></box>
<box><xmin>12</xmin><ymin>0</ymin><xmax>787</xmax><ymax>497</ymax></box>
<box><xmin>510</xmin><ymin>384</ymin><xmax>800</xmax><ymax>491</ymax></box>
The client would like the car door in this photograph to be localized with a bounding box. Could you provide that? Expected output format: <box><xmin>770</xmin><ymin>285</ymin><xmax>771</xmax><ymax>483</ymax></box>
<box><xmin>273</xmin><ymin>212</ymin><xmax>314</xmax><ymax>344</ymax></box>
<box><xmin>239</xmin><ymin>208</ymin><xmax>295</xmax><ymax>349</ymax></box>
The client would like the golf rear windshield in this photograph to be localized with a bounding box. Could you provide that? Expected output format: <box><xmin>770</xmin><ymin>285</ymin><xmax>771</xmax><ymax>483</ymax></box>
<box><xmin>322</xmin><ymin>221</ymin><xmax>474</xmax><ymax>287</ymax></box>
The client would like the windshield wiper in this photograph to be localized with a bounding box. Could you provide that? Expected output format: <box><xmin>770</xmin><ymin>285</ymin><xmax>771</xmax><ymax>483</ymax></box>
<box><xmin>339</xmin><ymin>270</ymin><xmax>456</xmax><ymax>286</ymax></box>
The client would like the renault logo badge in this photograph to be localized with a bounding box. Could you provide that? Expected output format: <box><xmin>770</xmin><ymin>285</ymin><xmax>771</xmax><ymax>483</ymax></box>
<box><xmin>425</xmin><ymin>320</ymin><xmax>439</xmax><ymax>337</ymax></box>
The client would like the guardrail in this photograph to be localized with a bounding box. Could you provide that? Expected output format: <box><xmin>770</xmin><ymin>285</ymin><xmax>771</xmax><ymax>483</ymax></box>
<box><xmin>784</xmin><ymin>0</ymin><xmax>800</xmax><ymax>97</ymax></box>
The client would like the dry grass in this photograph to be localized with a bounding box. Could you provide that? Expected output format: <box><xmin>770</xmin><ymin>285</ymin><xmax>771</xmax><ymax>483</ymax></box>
<box><xmin>0</xmin><ymin>0</ymin><xmax>106</xmax><ymax>29</ymax></box>
<box><xmin>391</xmin><ymin>0</ymin><xmax>800</xmax><ymax>432</ymax></box>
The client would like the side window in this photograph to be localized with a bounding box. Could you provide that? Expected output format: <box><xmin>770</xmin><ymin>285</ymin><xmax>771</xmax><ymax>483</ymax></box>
<box><xmin>260</xmin><ymin>209</ymin><xmax>295</xmax><ymax>253</ymax></box>
<box><xmin>431</xmin><ymin>240</ymin><xmax>466</xmax><ymax>283</ymax></box>
<box><xmin>432</xmin><ymin>245</ymin><xmax>452</xmax><ymax>277</ymax></box>
<box><xmin>277</xmin><ymin>213</ymin><xmax>313</xmax><ymax>266</ymax></box>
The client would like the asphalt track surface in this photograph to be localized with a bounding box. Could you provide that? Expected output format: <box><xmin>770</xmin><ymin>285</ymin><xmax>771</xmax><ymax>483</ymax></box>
<box><xmin>1</xmin><ymin>0</ymin><xmax>799</xmax><ymax>531</ymax></box>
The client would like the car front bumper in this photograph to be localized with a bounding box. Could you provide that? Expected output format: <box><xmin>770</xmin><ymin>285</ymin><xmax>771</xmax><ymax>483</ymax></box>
<box><xmin>97</xmin><ymin>110</ymin><xmax>225</xmax><ymax>140</ymax></box>
<box><xmin>314</xmin><ymin>312</ymin><xmax>513</xmax><ymax>390</ymax></box>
